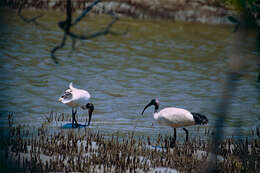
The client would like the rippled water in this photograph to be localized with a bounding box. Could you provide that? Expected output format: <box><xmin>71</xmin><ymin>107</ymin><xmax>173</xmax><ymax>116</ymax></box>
<box><xmin>0</xmin><ymin>9</ymin><xmax>259</xmax><ymax>138</ymax></box>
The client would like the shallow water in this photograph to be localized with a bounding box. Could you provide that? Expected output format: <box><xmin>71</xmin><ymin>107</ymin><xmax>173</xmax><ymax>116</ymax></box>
<box><xmin>0</xmin><ymin>8</ymin><xmax>259</xmax><ymax>139</ymax></box>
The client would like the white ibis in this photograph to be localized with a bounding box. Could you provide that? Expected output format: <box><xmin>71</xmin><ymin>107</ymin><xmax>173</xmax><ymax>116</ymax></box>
<box><xmin>58</xmin><ymin>82</ymin><xmax>94</xmax><ymax>128</ymax></box>
<box><xmin>141</xmin><ymin>99</ymin><xmax>208</xmax><ymax>142</ymax></box>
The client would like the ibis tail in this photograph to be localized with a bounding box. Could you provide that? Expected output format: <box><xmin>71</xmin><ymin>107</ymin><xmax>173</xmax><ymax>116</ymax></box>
<box><xmin>192</xmin><ymin>112</ymin><xmax>208</xmax><ymax>125</ymax></box>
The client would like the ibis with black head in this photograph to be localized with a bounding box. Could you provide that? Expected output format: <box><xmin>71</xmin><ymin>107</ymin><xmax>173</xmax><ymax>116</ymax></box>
<box><xmin>141</xmin><ymin>99</ymin><xmax>208</xmax><ymax>142</ymax></box>
<box><xmin>59</xmin><ymin>82</ymin><xmax>94</xmax><ymax>128</ymax></box>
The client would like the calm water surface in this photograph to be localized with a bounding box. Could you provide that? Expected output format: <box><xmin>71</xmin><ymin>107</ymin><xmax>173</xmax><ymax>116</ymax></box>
<box><xmin>0</xmin><ymin>9</ymin><xmax>259</xmax><ymax>138</ymax></box>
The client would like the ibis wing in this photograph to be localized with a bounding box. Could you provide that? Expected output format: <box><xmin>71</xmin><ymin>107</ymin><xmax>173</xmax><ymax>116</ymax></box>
<box><xmin>71</xmin><ymin>89</ymin><xmax>91</xmax><ymax>106</ymax></box>
<box><xmin>69</xmin><ymin>82</ymin><xmax>74</xmax><ymax>89</ymax></box>
<box><xmin>62</xmin><ymin>83</ymin><xmax>91</xmax><ymax>107</ymax></box>
<box><xmin>158</xmin><ymin>108</ymin><xmax>195</xmax><ymax>128</ymax></box>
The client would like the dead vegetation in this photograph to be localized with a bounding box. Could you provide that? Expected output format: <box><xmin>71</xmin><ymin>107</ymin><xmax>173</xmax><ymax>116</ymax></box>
<box><xmin>1</xmin><ymin>118</ymin><xmax>259</xmax><ymax>172</ymax></box>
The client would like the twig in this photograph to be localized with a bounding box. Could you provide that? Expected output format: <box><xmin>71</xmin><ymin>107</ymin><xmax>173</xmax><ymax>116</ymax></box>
<box><xmin>51</xmin><ymin>0</ymin><xmax>126</xmax><ymax>64</ymax></box>
<box><xmin>64</xmin><ymin>14</ymin><xmax>119</xmax><ymax>40</ymax></box>
<box><xmin>71</xmin><ymin>0</ymin><xmax>101</xmax><ymax>26</ymax></box>
<box><xmin>17</xmin><ymin>1</ymin><xmax>44</xmax><ymax>25</ymax></box>
<box><xmin>50</xmin><ymin>0</ymin><xmax>72</xmax><ymax>64</ymax></box>
<box><xmin>51</xmin><ymin>33</ymin><xmax>67</xmax><ymax>64</ymax></box>
<box><xmin>227</xmin><ymin>16</ymin><xmax>240</xmax><ymax>32</ymax></box>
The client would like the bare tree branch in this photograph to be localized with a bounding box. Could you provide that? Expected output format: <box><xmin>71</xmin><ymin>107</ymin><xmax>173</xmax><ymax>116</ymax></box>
<box><xmin>51</xmin><ymin>33</ymin><xmax>67</xmax><ymax>64</ymax></box>
<box><xmin>17</xmin><ymin>1</ymin><xmax>44</xmax><ymax>26</ymax></box>
<box><xmin>62</xmin><ymin>13</ymin><xmax>119</xmax><ymax>40</ymax></box>
<box><xmin>51</xmin><ymin>0</ymin><xmax>127</xmax><ymax>64</ymax></box>
<box><xmin>50</xmin><ymin>0</ymin><xmax>72</xmax><ymax>64</ymax></box>
<box><xmin>72</xmin><ymin>0</ymin><xmax>101</xmax><ymax>26</ymax></box>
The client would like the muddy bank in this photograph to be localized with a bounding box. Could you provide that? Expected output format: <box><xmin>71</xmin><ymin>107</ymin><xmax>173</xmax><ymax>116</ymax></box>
<box><xmin>2</xmin><ymin>0</ymin><xmax>233</xmax><ymax>24</ymax></box>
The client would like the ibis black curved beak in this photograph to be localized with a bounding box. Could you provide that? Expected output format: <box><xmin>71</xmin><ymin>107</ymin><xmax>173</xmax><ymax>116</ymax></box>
<box><xmin>141</xmin><ymin>99</ymin><xmax>159</xmax><ymax>115</ymax></box>
<box><xmin>86</xmin><ymin>103</ymin><xmax>94</xmax><ymax>126</ymax></box>
<box><xmin>141</xmin><ymin>102</ymin><xmax>153</xmax><ymax>115</ymax></box>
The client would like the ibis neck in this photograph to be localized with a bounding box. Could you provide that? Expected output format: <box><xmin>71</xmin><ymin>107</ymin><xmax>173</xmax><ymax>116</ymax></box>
<box><xmin>153</xmin><ymin>112</ymin><xmax>159</xmax><ymax>120</ymax></box>
<box><xmin>153</xmin><ymin>104</ymin><xmax>159</xmax><ymax>119</ymax></box>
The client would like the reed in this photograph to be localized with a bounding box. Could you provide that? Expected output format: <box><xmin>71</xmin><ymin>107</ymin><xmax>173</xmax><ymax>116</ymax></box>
<box><xmin>1</xmin><ymin>114</ymin><xmax>260</xmax><ymax>172</ymax></box>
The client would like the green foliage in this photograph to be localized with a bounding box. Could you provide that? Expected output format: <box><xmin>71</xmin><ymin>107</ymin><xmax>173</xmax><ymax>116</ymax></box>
<box><xmin>226</xmin><ymin>0</ymin><xmax>259</xmax><ymax>12</ymax></box>
<box><xmin>225</xmin><ymin>0</ymin><xmax>259</xmax><ymax>27</ymax></box>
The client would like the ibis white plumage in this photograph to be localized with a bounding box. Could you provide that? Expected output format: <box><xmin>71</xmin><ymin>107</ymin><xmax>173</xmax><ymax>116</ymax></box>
<box><xmin>58</xmin><ymin>82</ymin><xmax>94</xmax><ymax>128</ymax></box>
<box><xmin>141</xmin><ymin>99</ymin><xmax>208</xmax><ymax>142</ymax></box>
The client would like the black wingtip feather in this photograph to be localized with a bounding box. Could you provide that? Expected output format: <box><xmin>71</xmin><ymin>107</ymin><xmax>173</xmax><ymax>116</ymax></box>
<box><xmin>192</xmin><ymin>112</ymin><xmax>208</xmax><ymax>125</ymax></box>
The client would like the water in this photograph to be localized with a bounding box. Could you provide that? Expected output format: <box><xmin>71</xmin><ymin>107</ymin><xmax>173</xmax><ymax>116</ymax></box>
<box><xmin>0</xmin><ymin>8</ymin><xmax>259</xmax><ymax>138</ymax></box>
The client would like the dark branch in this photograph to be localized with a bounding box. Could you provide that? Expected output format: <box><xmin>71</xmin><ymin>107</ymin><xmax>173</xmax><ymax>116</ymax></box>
<box><xmin>50</xmin><ymin>0</ymin><xmax>72</xmax><ymax>64</ymax></box>
<box><xmin>227</xmin><ymin>16</ymin><xmax>240</xmax><ymax>32</ymax></box>
<box><xmin>51</xmin><ymin>0</ymin><xmax>125</xmax><ymax>64</ymax></box>
<box><xmin>72</xmin><ymin>0</ymin><xmax>101</xmax><ymax>26</ymax></box>
<box><xmin>65</xmin><ymin>0</ymin><xmax>72</xmax><ymax>31</ymax></box>
<box><xmin>51</xmin><ymin>33</ymin><xmax>67</xmax><ymax>64</ymax></box>
<box><xmin>17</xmin><ymin>2</ymin><xmax>44</xmax><ymax>25</ymax></box>
<box><xmin>64</xmin><ymin>14</ymin><xmax>119</xmax><ymax>40</ymax></box>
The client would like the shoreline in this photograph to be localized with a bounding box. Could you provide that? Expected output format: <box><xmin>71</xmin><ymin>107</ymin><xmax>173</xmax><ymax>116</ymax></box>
<box><xmin>2</xmin><ymin>0</ymin><xmax>234</xmax><ymax>24</ymax></box>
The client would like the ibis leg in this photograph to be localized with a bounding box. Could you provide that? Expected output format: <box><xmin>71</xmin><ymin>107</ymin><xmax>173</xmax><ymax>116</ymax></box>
<box><xmin>169</xmin><ymin>128</ymin><xmax>177</xmax><ymax>147</ymax></box>
<box><xmin>72</xmin><ymin>108</ymin><xmax>78</xmax><ymax>128</ymax></box>
<box><xmin>174</xmin><ymin>128</ymin><xmax>177</xmax><ymax>140</ymax></box>
<box><xmin>183</xmin><ymin>128</ymin><xmax>189</xmax><ymax>142</ymax></box>
<box><xmin>71</xmin><ymin>109</ymin><xmax>74</xmax><ymax>127</ymax></box>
